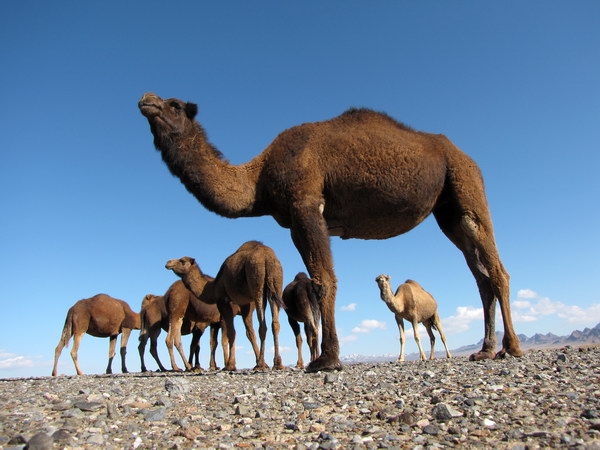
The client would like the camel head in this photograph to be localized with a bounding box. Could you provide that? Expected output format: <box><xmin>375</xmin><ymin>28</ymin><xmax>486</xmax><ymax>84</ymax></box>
<box><xmin>165</xmin><ymin>256</ymin><xmax>197</xmax><ymax>276</ymax></box>
<box><xmin>138</xmin><ymin>93</ymin><xmax>198</xmax><ymax>149</ymax></box>
<box><xmin>375</xmin><ymin>274</ymin><xmax>391</xmax><ymax>287</ymax></box>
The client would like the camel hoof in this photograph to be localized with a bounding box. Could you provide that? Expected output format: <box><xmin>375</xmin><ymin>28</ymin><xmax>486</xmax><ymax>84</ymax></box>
<box><xmin>209</xmin><ymin>366</ymin><xmax>219</xmax><ymax>371</ymax></box>
<box><xmin>305</xmin><ymin>355</ymin><xmax>343</xmax><ymax>373</ymax></box>
<box><xmin>224</xmin><ymin>365</ymin><xmax>237</xmax><ymax>372</ymax></box>
<box><xmin>253</xmin><ymin>364</ymin><xmax>270</xmax><ymax>371</ymax></box>
<box><xmin>469</xmin><ymin>351</ymin><xmax>495</xmax><ymax>361</ymax></box>
<box><xmin>272</xmin><ymin>363</ymin><xmax>284</xmax><ymax>370</ymax></box>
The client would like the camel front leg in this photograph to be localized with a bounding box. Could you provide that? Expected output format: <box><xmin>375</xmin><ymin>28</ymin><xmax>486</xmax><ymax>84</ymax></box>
<box><xmin>138</xmin><ymin>328</ymin><xmax>149</xmax><ymax>372</ymax></box>
<box><xmin>166</xmin><ymin>317</ymin><xmax>189</xmax><ymax>371</ymax></box>
<box><xmin>106</xmin><ymin>335</ymin><xmax>117</xmax><ymax>374</ymax></box>
<box><xmin>395</xmin><ymin>315</ymin><xmax>406</xmax><ymax>362</ymax></box>
<box><xmin>305</xmin><ymin>322</ymin><xmax>320</xmax><ymax>362</ymax></box>
<box><xmin>189</xmin><ymin>325</ymin><xmax>205</xmax><ymax>371</ymax></box>
<box><xmin>120</xmin><ymin>328</ymin><xmax>132</xmax><ymax>373</ymax></box>
<box><xmin>290</xmin><ymin>199</ymin><xmax>341</xmax><ymax>372</ymax></box>
<box><xmin>289</xmin><ymin>317</ymin><xmax>304</xmax><ymax>368</ymax></box>
<box><xmin>411</xmin><ymin>320</ymin><xmax>427</xmax><ymax>361</ymax></box>
<box><xmin>219</xmin><ymin>301</ymin><xmax>238</xmax><ymax>371</ymax></box>
<box><xmin>149</xmin><ymin>327</ymin><xmax>167</xmax><ymax>371</ymax></box>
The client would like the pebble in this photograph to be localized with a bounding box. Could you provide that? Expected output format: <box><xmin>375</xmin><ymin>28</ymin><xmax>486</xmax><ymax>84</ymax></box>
<box><xmin>0</xmin><ymin>347</ymin><xmax>599</xmax><ymax>448</ymax></box>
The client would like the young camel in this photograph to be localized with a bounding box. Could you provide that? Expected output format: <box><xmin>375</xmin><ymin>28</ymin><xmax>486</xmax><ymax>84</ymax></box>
<box><xmin>166</xmin><ymin>241</ymin><xmax>285</xmax><ymax>371</ymax></box>
<box><xmin>283</xmin><ymin>272</ymin><xmax>321</xmax><ymax>368</ymax></box>
<box><xmin>52</xmin><ymin>294</ymin><xmax>141</xmax><ymax>376</ymax></box>
<box><xmin>160</xmin><ymin>279</ymin><xmax>224</xmax><ymax>372</ymax></box>
<box><xmin>375</xmin><ymin>275</ymin><xmax>451</xmax><ymax>362</ymax></box>
<box><xmin>138</xmin><ymin>288</ymin><xmax>220</xmax><ymax>372</ymax></box>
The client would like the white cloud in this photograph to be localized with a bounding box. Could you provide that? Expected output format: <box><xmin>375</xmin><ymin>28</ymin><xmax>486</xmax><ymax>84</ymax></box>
<box><xmin>0</xmin><ymin>352</ymin><xmax>36</xmax><ymax>370</ymax></box>
<box><xmin>352</xmin><ymin>319</ymin><xmax>386</xmax><ymax>333</ymax></box>
<box><xmin>511</xmin><ymin>288</ymin><xmax>600</xmax><ymax>325</ymax></box>
<box><xmin>341</xmin><ymin>303</ymin><xmax>357</xmax><ymax>312</ymax></box>
<box><xmin>441</xmin><ymin>306</ymin><xmax>484</xmax><ymax>335</ymax></box>
<box><xmin>340</xmin><ymin>335</ymin><xmax>358</xmax><ymax>344</ymax></box>
<box><xmin>269</xmin><ymin>346</ymin><xmax>293</xmax><ymax>354</ymax></box>
<box><xmin>518</xmin><ymin>289</ymin><xmax>539</xmax><ymax>299</ymax></box>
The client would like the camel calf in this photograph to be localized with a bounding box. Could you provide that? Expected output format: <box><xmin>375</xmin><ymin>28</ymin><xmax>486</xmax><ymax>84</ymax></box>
<box><xmin>52</xmin><ymin>294</ymin><xmax>141</xmax><ymax>376</ymax></box>
<box><xmin>375</xmin><ymin>275</ymin><xmax>451</xmax><ymax>361</ymax></box>
<box><xmin>283</xmin><ymin>272</ymin><xmax>321</xmax><ymax>368</ymax></box>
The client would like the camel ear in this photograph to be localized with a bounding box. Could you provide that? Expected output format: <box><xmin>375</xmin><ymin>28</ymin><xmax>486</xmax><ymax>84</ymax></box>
<box><xmin>189</xmin><ymin>257</ymin><xmax>196</xmax><ymax>265</ymax></box>
<box><xmin>185</xmin><ymin>102</ymin><xmax>198</xmax><ymax>120</ymax></box>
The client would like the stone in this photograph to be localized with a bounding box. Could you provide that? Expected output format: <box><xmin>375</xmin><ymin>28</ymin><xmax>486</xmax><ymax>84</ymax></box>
<box><xmin>165</xmin><ymin>378</ymin><xmax>191</xmax><ymax>396</ymax></box>
<box><xmin>25</xmin><ymin>432</ymin><xmax>53</xmax><ymax>450</ymax></box>
<box><xmin>73</xmin><ymin>401</ymin><xmax>104</xmax><ymax>411</ymax></box>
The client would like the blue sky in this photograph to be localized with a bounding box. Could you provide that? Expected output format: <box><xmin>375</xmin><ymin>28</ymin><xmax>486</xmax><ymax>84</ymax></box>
<box><xmin>1</xmin><ymin>2</ymin><xmax>599</xmax><ymax>377</ymax></box>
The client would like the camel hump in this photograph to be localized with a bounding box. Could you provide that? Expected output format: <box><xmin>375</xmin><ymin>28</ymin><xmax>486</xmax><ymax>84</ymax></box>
<box><xmin>339</xmin><ymin>107</ymin><xmax>415</xmax><ymax>132</ymax></box>
<box><xmin>404</xmin><ymin>279</ymin><xmax>418</xmax><ymax>285</ymax></box>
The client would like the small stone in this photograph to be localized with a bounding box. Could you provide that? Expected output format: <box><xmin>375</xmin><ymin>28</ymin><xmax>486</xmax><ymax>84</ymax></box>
<box><xmin>556</xmin><ymin>353</ymin><xmax>567</xmax><ymax>363</ymax></box>
<box><xmin>62</xmin><ymin>408</ymin><xmax>84</xmax><ymax>418</ymax></box>
<box><xmin>141</xmin><ymin>407</ymin><xmax>166</xmax><ymax>422</ymax></box>
<box><xmin>51</xmin><ymin>429</ymin><xmax>71</xmax><ymax>444</ymax></box>
<box><xmin>235</xmin><ymin>405</ymin><xmax>252</xmax><ymax>417</ymax></box>
<box><xmin>26</xmin><ymin>432</ymin><xmax>53</xmax><ymax>450</ymax></box>
<box><xmin>155</xmin><ymin>396</ymin><xmax>173</xmax><ymax>407</ymax></box>
<box><xmin>253</xmin><ymin>387</ymin><xmax>268</xmax><ymax>396</ymax></box>
<box><xmin>423</xmin><ymin>424</ymin><xmax>440</xmax><ymax>435</ymax></box>
<box><xmin>133</xmin><ymin>436</ymin><xmax>143</xmax><ymax>448</ymax></box>
<box><xmin>165</xmin><ymin>378</ymin><xmax>191</xmax><ymax>396</ymax></box>
<box><xmin>482</xmin><ymin>418</ymin><xmax>496</xmax><ymax>428</ymax></box>
<box><xmin>73</xmin><ymin>401</ymin><xmax>104</xmax><ymax>412</ymax></box>
<box><xmin>87</xmin><ymin>434</ymin><xmax>104</xmax><ymax>445</ymax></box>
<box><xmin>310</xmin><ymin>423</ymin><xmax>326</xmax><ymax>433</ymax></box>
<box><xmin>324</xmin><ymin>373</ymin><xmax>339</xmax><ymax>384</ymax></box>
<box><xmin>303</xmin><ymin>401</ymin><xmax>320</xmax><ymax>410</ymax></box>
<box><xmin>423</xmin><ymin>371</ymin><xmax>435</xmax><ymax>378</ymax></box>
<box><xmin>398</xmin><ymin>411</ymin><xmax>417</xmax><ymax>425</ymax></box>
<box><xmin>433</xmin><ymin>403</ymin><xmax>462</xmax><ymax>421</ymax></box>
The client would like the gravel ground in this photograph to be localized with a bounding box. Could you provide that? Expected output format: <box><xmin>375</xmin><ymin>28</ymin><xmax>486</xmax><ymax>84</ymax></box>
<box><xmin>1</xmin><ymin>347</ymin><xmax>599</xmax><ymax>449</ymax></box>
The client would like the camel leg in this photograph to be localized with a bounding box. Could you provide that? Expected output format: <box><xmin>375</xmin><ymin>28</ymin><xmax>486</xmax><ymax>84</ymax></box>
<box><xmin>424</xmin><ymin>322</ymin><xmax>436</xmax><ymax>360</ymax></box>
<box><xmin>433</xmin><ymin>201</ymin><xmax>523</xmax><ymax>361</ymax></box>
<box><xmin>148</xmin><ymin>327</ymin><xmax>167</xmax><ymax>371</ymax></box>
<box><xmin>305</xmin><ymin>322</ymin><xmax>320</xmax><ymax>362</ymax></box>
<box><xmin>289</xmin><ymin>317</ymin><xmax>304</xmax><ymax>368</ymax></box>
<box><xmin>254</xmin><ymin>288</ymin><xmax>269</xmax><ymax>370</ymax></box>
<box><xmin>220</xmin><ymin>301</ymin><xmax>238</xmax><ymax>371</ymax></box>
<box><xmin>120</xmin><ymin>328</ymin><xmax>132</xmax><ymax>373</ymax></box>
<box><xmin>52</xmin><ymin>336</ymin><xmax>69</xmax><ymax>377</ymax></box>
<box><xmin>395</xmin><ymin>315</ymin><xmax>406</xmax><ymax>362</ymax></box>
<box><xmin>290</xmin><ymin>200</ymin><xmax>341</xmax><ymax>372</ymax></box>
<box><xmin>208</xmin><ymin>324</ymin><xmax>220</xmax><ymax>370</ymax></box>
<box><xmin>106</xmin><ymin>335</ymin><xmax>117</xmax><ymax>374</ymax></box>
<box><xmin>189</xmin><ymin>326</ymin><xmax>205</xmax><ymax>371</ymax></box>
<box><xmin>70</xmin><ymin>332</ymin><xmax>86</xmax><ymax>375</ymax></box>
<box><xmin>138</xmin><ymin>328</ymin><xmax>149</xmax><ymax>372</ymax></box>
<box><xmin>270</xmin><ymin>300</ymin><xmax>283</xmax><ymax>370</ymax></box>
<box><xmin>219</xmin><ymin>320</ymin><xmax>229</xmax><ymax>368</ymax></box>
<box><xmin>166</xmin><ymin>317</ymin><xmax>189</xmax><ymax>371</ymax></box>
<box><xmin>240</xmin><ymin>304</ymin><xmax>265</xmax><ymax>370</ymax></box>
<box><xmin>411</xmin><ymin>320</ymin><xmax>427</xmax><ymax>361</ymax></box>
<box><xmin>434</xmin><ymin>312</ymin><xmax>452</xmax><ymax>358</ymax></box>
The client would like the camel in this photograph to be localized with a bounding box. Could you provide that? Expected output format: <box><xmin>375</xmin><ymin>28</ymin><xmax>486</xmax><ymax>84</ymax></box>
<box><xmin>283</xmin><ymin>272</ymin><xmax>321</xmax><ymax>368</ymax></box>
<box><xmin>138</xmin><ymin>287</ymin><xmax>220</xmax><ymax>372</ymax></box>
<box><xmin>52</xmin><ymin>294</ymin><xmax>140</xmax><ymax>376</ymax></box>
<box><xmin>166</xmin><ymin>241</ymin><xmax>284</xmax><ymax>371</ymax></box>
<box><xmin>376</xmin><ymin>275</ymin><xmax>451</xmax><ymax>361</ymax></box>
<box><xmin>139</xmin><ymin>93</ymin><xmax>523</xmax><ymax>372</ymax></box>
<box><xmin>156</xmin><ymin>279</ymin><xmax>224</xmax><ymax>372</ymax></box>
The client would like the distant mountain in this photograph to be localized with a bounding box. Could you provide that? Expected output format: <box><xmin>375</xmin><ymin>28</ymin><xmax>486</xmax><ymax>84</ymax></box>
<box><xmin>341</xmin><ymin>322</ymin><xmax>600</xmax><ymax>363</ymax></box>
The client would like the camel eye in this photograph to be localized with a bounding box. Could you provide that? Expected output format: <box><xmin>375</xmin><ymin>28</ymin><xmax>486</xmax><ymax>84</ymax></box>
<box><xmin>170</xmin><ymin>102</ymin><xmax>182</xmax><ymax>111</ymax></box>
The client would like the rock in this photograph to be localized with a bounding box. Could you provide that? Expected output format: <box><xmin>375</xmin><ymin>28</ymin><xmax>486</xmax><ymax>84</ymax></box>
<box><xmin>73</xmin><ymin>401</ymin><xmax>104</xmax><ymax>412</ymax></box>
<box><xmin>324</xmin><ymin>373</ymin><xmax>339</xmax><ymax>384</ymax></box>
<box><xmin>141</xmin><ymin>407</ymin><xmax>166</xmax><ymax>422</ymax></box>
<box><xmin>25</xmin><ymin>432</ymin><xmax>53</xmax><ymax>450</ymax></box>
<box><xmin>433</xmin><ymin>403</ymin><xmax>462</xmax><ymax>421</ymax></box>
<box><xmin>165</xmin><ymin>378</ymin><xmax>190</xmax><ymax>396</ymax></box>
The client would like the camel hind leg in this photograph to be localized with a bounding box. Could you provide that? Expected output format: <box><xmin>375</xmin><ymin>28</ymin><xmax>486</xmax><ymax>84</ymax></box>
<box><xmin>70</xmin><ymin>332</ymin><xmax>86</xmax><ymax>375</ymax></box>
<box><xmin>424</xmin><ymin>321</ymin><xmax>436</xmax><ymax>360</ymax></box>
<box><xmin>433</xmin><ymin>176</ymin><xmax>523</xmax><ymax>360</ymax></box>
<box><xmin>120</xmin><ymin>328</ymin><xmax>132</xmax><ymax>373</ymax></box>
<box><xmin>289</xmin><ymin>317</ymin><xmax>304</xmax><ymax>368</ymax></box>
<box><xmin>433</xmin><ymin>312</ymin><xmax>452</xmax><ymax>358</ymax></box>
<box><xmin>106</xmin><ymin>335</ymin><xmax>117</xmax><ymax>374</ymax></box>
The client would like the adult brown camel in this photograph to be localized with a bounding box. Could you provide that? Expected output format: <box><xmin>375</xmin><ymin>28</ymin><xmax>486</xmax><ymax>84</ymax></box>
<box><xmin>138</xmin><ymin>287</ymin><xmax>220</xmax><ymax>372</ymax></box>
<box><xmin>52</xmin><ymin>294</ymin><xmax>140</xmax><ymax>376</ymax></box>
<box><xmin>158</xmin><ymin>279</ymin><xmax>224</xmax><ymax>372</ymax></box>
<box><xmin>166</xmin><ymin>241</ymin><xmax>285</xmax><ymax>371</ymax></box>
<box><xmin>139</xmin><ymin>93</ymin><xmax>523</xmax><ymax>371</ymax></box>
<box><xmin>283</xmin><ymin>272</ymin><xmax>321</xmax><ymax>368</ymax></box>
<box><xmin>375</xmin><ymin>275</ymin><xmax>451</xmax><ymax>361</ymax></box>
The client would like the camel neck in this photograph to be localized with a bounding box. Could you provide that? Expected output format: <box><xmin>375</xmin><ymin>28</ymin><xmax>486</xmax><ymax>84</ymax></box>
<box><xmin>181</xmin><ymin>267</ymin><xmax>210</xmax><ymax>300</ymax></box>
<box><xmin>160</xmin><ymin>125</ymin><xmax>261</xmax><ymax>218</ymax></box>
<box><xmin>380</xmin><ymin>284</ymin><xmax>402</xmax><ymax>310</ymax></box>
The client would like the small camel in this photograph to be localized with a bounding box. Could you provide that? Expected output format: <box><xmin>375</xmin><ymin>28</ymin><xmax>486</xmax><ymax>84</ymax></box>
<box><xmin>375</xmin><ymin>275</ymin><xmax>451</xmax><ymax>361</ymax></box>
<box><xmin>138</xmin><ymin>287</ymin><xmax>220</xmax><ymax>372</ymax></box>
<box><xmin>158</xmin><ymin>279</ymin><xmax>224</xmax><ymax>372</ymax></box>
<box><xmin>283</xmin><ymin>272</ymin><xmax>321</xmax><ymax>368</ymax></box>
<box><xmin>139</xmin><ymin>93</ymin><xmax>523</xmax><ymax>371</ymax></box>
<box><xmin>52</xmin><ymin>294</ymin><xmax>141</xmax><ymax>376</ymax></box>
<box><xmin>166</xmin><ymin>241</ymin><xmax>285</xmax><ymax>371</ymax></box>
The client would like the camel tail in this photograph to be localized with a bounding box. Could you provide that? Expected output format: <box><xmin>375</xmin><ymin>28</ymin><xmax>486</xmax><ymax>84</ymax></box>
<box><xmin>307</xmin><ymin>286</ymin><xmax>321</xmax><ymax>333</ymax></box>
<box><xmin>57</xmin><ymin>308</ymin><xmax>74</xmax><ymax>349</ymax></box>
<box><xmin>139</xmin><ymin>308</ymin><xmax>148</xmax><ymax>339</ymax></box>
<box><xmin>265</xmin><ymin>273</ymin><xmax>285</xmax><ymax>310</ymax></box>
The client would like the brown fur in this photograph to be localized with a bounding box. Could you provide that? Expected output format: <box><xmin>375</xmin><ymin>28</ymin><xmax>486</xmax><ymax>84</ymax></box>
<box><xmin>154</xmin><ymin>279</ymin><xmax>224</xmax><ymax>372</ymax></box>
<box><xmin>52</xmin><ymin>294</ymin><xmax>141</xmax><ymax>376</ymax></box>
<box><xmin>139</xmin><ymin>93</ymin><xmax>523</xmax><ymax>371</ymax></box>
<box><xmin>283</xmin><ymin>272</ymin><xmax>321</xmax><ymax>368</ymax></box>
<box><xmin>376</xmin><ymin>275</ymin><xmax>451</xmax><ymax>361</ymax></box>
<box><xmin>137</xmin><ymin>284</ymin><xmax>221</xmax><ymax>372</ymax></box>
<box><xmin>166</xmin><ymin>241</ymin><xmax>284</xmax><ymax>371</ymax></box>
